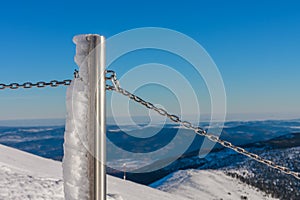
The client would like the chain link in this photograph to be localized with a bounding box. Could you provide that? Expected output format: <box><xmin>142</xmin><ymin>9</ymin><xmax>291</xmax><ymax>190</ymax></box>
<box><xmin>105</xmin><ymin>71</ymin><xmax>300</xmax><ymax>180</ymax></box>
<box><xmin>0</xmin><ymin>80</ymin><xmax>72</xmax><ymax>90</ymax></box>
<box><xmin>0</xmin><ymin>70</ymin><xmax>78</xmax><ymax>90</ymax></box>
<box><xmin>105</xmin><ymin>70</ymin><xmax>120</xmax><ymax>91</ymax></box>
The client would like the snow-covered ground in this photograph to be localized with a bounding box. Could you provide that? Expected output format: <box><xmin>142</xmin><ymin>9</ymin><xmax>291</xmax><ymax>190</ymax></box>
<box><xmin>0</xmin><ymin>144</ymin><xmax>277</xmax><ymax>200</ymax></box>
<box><xmin>0</xmin><ymin>144</ymin><xmax>63</xmax><ymax>200</ymax></box>
<box><xmin>151</xmin><ymin>169</ymin><xmax>277</xmax><ymax>200</ymax></box>
<box><xmin>0</xmin><ymin>144</ymin><xmax>187</xmax><ymax>200</ymax></box>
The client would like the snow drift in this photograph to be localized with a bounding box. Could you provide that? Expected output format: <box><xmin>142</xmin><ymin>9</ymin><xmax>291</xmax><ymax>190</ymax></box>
<box><xmin>0</xmin><ymin>144</ymin><xmax>190</xmax><ymax>200</ymax></box>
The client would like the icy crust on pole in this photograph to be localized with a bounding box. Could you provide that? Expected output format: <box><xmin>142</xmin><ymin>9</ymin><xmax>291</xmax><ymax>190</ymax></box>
<box><xmin>63</xmin><ymin>35</ymin><xmax>90</xmax><ymax>200</ymax></box>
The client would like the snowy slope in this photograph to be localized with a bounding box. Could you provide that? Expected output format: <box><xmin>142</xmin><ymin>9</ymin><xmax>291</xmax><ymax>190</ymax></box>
<box><xmin>0</xmin><ymin>144</ymin><xmax>64</xmax><ymax>200</ymax></box>
<box><xmin>0</xmin><ymin>144</ymin><xmax>278</xmax><ymax>200</ymax></box>
<box><xmin>0</xmin><ymin>144</ymin><xmax>188</xmax><ymax>200</ymax></box>
<box><xmin>151</xmin><ymin>169</ymin><xmax>278</xmax><ymax>200</ymax></box>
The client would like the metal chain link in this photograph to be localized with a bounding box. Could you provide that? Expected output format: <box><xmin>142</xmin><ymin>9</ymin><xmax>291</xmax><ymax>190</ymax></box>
<box><xmin>0</xmin><ymin>70</ymin><xmax>78</xmax><ymax>90</ymax></box>
<box><xmin>0</xmin><ymin>71</ymin><xmax>89</xmax><ymax>90</ymax></box>
<box><xmin>105</xmin><ymin>70</ymin><xmax>300</xmax><ymax>180</ymax></box>
<box><xmin>105</xmin><ymin>70</ymin><xmax>120</xmax><ymax>91</ymax></box>
<box><xmin>0</xmin><ymin>80</ymin><xmax>72</xmax><ymax>90</ymax></box>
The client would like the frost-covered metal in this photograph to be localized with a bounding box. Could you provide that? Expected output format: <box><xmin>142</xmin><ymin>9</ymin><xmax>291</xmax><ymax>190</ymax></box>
<box><xmin>63</xmin><ymin>34</ymin><xmax>106</xmax><ymax>200</ymax></box>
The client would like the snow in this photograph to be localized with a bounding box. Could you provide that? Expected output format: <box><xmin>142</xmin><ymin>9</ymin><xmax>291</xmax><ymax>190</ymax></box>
<box><xmin>0</xmin><ymin>144</ymin><xmax>61</xmax><ymax>179</ymax></box>
<box><xmin>17</xmin><ymin>128</ymin><xmax>54</xmax><ymax>133</ymax></box>
<box><xmin>0</xmin><ymin>144</ymin><xmax>189</xmax><ymax>200</ymax></box>
<box><xmin>290</xmin><ymin>126</ymin><xmax>300</xmax><ymax>129</ymax></box>
<box><xmin>0</xmin><ymin>144</ymin><xmax>64</xmax><ymax>200</ymax></box>
<box><xmin>62</xmin><ymin>34</ymin><xmax>91</xmax><ymax>200</ymax></box>
<box><xmin>0</xmin><ymin>144</ymin><xmax>279</xmax><ymax>200</ymax></box>
<box><xmin>151</xmin><ymin>169</ymin><xmax>278</xmax><ymax>200</ymax></box>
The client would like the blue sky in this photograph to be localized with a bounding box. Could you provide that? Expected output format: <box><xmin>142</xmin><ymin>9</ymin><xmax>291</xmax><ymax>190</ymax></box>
<box><xmin>0</xmin><ymin>0</ymin><xmax>300</xmax><ymax>121</ymax></box>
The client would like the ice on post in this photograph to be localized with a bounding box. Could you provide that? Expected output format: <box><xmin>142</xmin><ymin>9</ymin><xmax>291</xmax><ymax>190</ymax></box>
<box><xmin>63</xmin><ymin>35</ymin><xmax>91</xmax><ymax>200</ymax></box>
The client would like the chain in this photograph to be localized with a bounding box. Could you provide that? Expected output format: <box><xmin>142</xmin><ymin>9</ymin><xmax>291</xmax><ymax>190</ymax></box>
<box><xmin>0</xmin><ymin>80</ymin><xmax>72</xmax><ymax>90</ymax></box>
<box><xmin>0</xmin><ymin>71</ymin><xmax>76</xmax><ymax>90</ymax></box>
<box><xmin>105</xmin><ymin>70</ymin><xmax>300</xmax><ymax>180</ymax></box>
<box><xmin>105</xmin><ymin>70</ymin><xmax>120</xmax><ymax>91</ymax></box>
<box><xmin>1</xmin><ymin>70</ymin><xmax>299</xmax><ymax>180</ymax></box>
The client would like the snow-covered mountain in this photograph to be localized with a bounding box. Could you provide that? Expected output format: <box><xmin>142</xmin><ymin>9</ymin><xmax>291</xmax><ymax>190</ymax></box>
<box><xmin>0</xmin><ymin>144</ymin><xmax>276</xmax><ymax>200</ymax></box>
<box><xmin>151</xmin><ymin>169</ymin><xmax>277</xmax><ymax>200</ymax></box>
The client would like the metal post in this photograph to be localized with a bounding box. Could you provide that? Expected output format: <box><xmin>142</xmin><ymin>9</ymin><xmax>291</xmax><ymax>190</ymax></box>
<box><xmin>86</xmin><ymin>34</ymin><xmax>106</xmax><ymax>200</ymax></box>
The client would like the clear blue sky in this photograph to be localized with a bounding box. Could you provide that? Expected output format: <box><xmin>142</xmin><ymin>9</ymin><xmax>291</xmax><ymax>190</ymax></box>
<box><xmin>0</xmin><ymin>0</ymin><xmax>300</xmax><ymax>121</ymax></box>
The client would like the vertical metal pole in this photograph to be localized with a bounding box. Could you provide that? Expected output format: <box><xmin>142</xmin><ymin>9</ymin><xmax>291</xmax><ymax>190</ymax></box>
<box><xmin>86</xmin><ymin>34</ymin><xmax>106</xmax><ymax>200</ymax></box>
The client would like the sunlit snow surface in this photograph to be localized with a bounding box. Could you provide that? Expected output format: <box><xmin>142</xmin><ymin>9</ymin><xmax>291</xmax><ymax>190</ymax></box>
<box><xmin>151</xmin><ymin>169</ymin><xmax>277</xmax><ymax>200</ymax></box>
<box><xmin>0</xmin><ymin>144</ymin><xmax>189</xmax><ymax>200</ymax></box>
<box><xmin>0</xmin><ymin>144</ymin><xmax>278</xmax><ymax>200</ymax></box>
<box><xmin>0</xmin><ymin>144</ymin><xmax>63</xmax><ymax>200</ymax></box>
